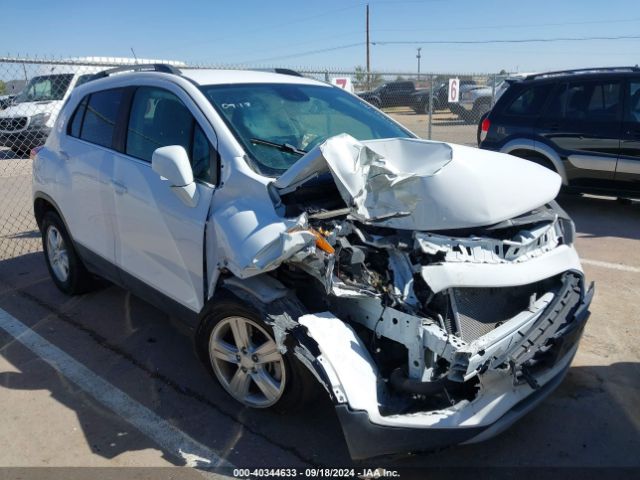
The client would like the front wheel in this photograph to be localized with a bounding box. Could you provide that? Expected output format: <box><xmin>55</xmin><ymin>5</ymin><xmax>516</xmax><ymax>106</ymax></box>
<box><xmin>197</xmin><ymin>294</ymin><xmax>315</xmax><ymax>412</ymax></box>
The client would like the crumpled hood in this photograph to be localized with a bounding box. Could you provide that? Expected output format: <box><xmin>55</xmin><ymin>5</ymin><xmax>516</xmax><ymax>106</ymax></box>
<box><xmin>274</xmin><ymin>134</ymin><xmax>561</xmax><ymax>230</ymax></box>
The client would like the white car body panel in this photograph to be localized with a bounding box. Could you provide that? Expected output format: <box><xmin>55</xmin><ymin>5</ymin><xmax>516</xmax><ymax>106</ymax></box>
<box><xmin>112</xmin><ymin>152</ymin><xmax>214</xmax><ymax>312</ymax></box>
<box><xmin>64</xmin><ymin>142</ymin><xmax>118</xmax><ymax>264</ymax></box>
<box><xmin>421</xmin><ymin>244</ymin><xmax>582</xmax><ymax>293</ymax></box>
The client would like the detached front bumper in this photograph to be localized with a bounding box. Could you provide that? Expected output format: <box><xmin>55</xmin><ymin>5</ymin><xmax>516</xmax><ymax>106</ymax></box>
<box><xmin>300</xmin><ymin>276</ymin><xmax>593</xmax><ymax>459</ymax></box>
<box><xmin>337</xmin><ymin>357</ymin><xmax>572</xmax><ymax>459</ymax></box>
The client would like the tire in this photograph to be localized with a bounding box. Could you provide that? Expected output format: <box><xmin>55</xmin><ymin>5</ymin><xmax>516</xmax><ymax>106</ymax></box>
<box><xmin>41</xmin><ymin>210</ymin><xmax>94</xmax><ymax>295</ymax></box>
<box><xmin>370</xmin><ymin>98</ymin><xmax>382</xmax><ymax>109</ymax></box>
<box><xmin>196</xmin><ymin>293</ymin><xmax>316</xmax><ymax>413</ymax></box>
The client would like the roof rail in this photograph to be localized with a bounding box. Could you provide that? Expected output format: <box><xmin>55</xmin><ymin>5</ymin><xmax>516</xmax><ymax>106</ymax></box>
<box><xmin>252</xmin><ymin>67</ymin><xmax>304</xmax><ymax>77</ymax></box>
<box><xmin>90</xmin><ymin>63</ymin><xmax>182</xmax><ymax>81</ymax></box>
<box><xmin>525</xmin><ymin>66</ymin><xmax>640</xmax><ymax>80</ymax></box>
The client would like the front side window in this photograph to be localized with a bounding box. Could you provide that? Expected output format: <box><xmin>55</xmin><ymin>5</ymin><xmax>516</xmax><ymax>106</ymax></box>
<box><xmin>201</xmin><ymin>83</ymin><xmax>412</xmax><ymax>176</ymax></box>
<box><xmin>126</xmin><ymin>87</ymin><xmax>215</xmax><ymax>183</ymax></box>
<box><xmin>626</xmin><ymin>81</ymin><xmax>640</xmax><ymax>123</ymax></box>
<box><xmin>80</xmin><ymin>89</ymin><xmax>124</xmax><ymax>148</ymax></box>
<box><xmin>13</xmin><ymin>74</ymin><xmax>74</xmax><ymax>103</ymax></box>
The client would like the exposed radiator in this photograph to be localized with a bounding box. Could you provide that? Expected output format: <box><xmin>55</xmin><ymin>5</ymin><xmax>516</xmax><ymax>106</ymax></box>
<box><xmin>451</xmin><ymin>283</ymin><xmax>541</xmax><ymax>342</ymax></box>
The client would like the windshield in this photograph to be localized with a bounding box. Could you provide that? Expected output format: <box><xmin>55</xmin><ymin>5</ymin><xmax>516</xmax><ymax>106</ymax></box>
<box><xmin>13</xmin><ymin>74</ymin><xmax>74</xmax><ymax>103</ymax></box>
<box><xmin>200</xmin><ymin>83</ymin><xmax>413</xmax><ymax>176</ymax></box>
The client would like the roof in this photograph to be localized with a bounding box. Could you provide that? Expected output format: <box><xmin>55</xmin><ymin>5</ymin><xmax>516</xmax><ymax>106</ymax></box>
<box><xmin>179</xmin><ymin>68</ymin><xmax>327</xmax><ymax>87</ymax></box>
<box><xmin>523</xmin><ymin>66</ymin><xmax>640</xmax><ymax>82</ymax></box>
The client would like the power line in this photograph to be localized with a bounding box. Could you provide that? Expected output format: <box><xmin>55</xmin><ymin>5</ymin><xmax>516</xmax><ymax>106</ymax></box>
<box><xmin>374</xmin><ymin>16</ymin><xmax>640</xmax><ymax>33</ymax></box>
<box><xmin>373</xmin><ymin>35</ymin><xmax>640</xmax><ymax>45</ymax></box>
<box><xmin>163</xmin><ymin>3</ymin><xmax>364</xmax><ymax>53</ymax></box>
<box><xmin>241</xmin><ymin>43</ymin><xmax>365</xmax><ymax>64</ymax></box>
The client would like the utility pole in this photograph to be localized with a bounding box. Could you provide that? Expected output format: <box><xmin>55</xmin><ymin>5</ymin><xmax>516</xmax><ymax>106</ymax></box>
<box><xmin>366</xmin><ymin>4</ymin><xmax>370</xmax><ymax>79</ymax></box>
<box><xmin>416</xmin><ymin>47</ymin><xmax>422</xmax><ymax>81</ymax></box>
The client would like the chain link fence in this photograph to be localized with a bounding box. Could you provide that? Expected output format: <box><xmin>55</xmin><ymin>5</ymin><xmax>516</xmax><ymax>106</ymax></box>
<box><xmin>0</xmin><ymin>56</ymin><xmax>503</xmax><ymax>261</ymax></box>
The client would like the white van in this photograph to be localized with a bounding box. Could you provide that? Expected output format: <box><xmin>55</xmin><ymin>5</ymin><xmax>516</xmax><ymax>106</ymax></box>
<box><xmin>0</xmin><ymin>58</ymin><xmax>184</xmax><ymax>156</ymax></box>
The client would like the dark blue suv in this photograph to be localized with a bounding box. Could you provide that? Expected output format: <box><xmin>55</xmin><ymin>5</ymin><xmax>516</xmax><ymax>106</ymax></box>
<box><xmin>479</xmin><ymin>67</ymin><xmax>640</xmax><ymax>197</ymax></box>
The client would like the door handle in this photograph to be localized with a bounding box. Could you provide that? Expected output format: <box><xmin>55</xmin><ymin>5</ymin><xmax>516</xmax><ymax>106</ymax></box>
<box><xmin>59</xmin><ymin>150</ymin><xmax>70</xmax><ymax>160</ymax></box>
<box><xmin>111</xmin><ymin>180</ymin><xmax>128</xmax><ymax>195</ymax></box>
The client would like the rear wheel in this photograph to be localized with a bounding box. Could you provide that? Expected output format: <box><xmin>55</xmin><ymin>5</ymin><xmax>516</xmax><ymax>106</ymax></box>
<box><xmin>41</xmin><ymin>211</ymin><xmax>94</xmax><ymax>295</ymax></box>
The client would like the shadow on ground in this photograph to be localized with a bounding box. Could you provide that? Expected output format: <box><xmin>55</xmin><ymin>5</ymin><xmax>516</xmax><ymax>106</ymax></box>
<box><xmin>558</xmin><ymin>194</ymin><xmax>640</xmax><ymax>241</ymax></box>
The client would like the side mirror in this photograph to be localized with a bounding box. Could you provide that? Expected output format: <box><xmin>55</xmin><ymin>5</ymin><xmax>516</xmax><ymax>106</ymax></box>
<box><xmin>152</xmin><ymin>145</ymin><xmax>199</xmax><ymax>207</ymax></box>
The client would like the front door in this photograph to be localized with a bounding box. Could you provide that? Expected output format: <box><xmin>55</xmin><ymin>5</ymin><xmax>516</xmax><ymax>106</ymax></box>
<box><xmin>536</xmin><ymin>79</ymin><xmax>622</xmax><ymax>189</ymax></box>
<box><xmin>616</xmin><ymin>77</ymin><xmax>640</xmax><ymax>193</ymax></box>
<box><xmin>112</xmin><ymin>84</ymin><xmax>217</xmax><ymax>314</ymax></box>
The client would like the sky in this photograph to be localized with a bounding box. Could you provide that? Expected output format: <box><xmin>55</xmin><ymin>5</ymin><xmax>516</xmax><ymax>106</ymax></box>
<box><xmin>3</xmin><ymin>0</ymin><xmax>639</xmax><ymax>74</ymax></box>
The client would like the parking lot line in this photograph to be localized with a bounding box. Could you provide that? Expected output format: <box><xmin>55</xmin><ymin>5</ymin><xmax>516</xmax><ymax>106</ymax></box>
<box><xmin>0</xmin><ymin>307</ymin><xmax>233</xmax><ymax>469</ymax></box>
<box><xmin>581</xmin><ymin>258</ymin><xmax>640</xmax><ymax>273</ymax></box>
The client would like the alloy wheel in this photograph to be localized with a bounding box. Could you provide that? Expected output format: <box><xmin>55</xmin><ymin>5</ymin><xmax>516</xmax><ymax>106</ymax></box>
<box><xmin>46</xmin><ymin>225</ymin><xmax>70</xmax><ymax>283</ymax></box>
<box><xmin>208</xmin><ymin>315</ymin><xmax>286</xmax><ymax>408</ymax></box>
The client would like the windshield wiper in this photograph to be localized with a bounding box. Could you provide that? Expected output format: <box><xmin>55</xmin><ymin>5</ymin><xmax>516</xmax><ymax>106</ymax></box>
<box><xmin>250</xmin><ymin>138</ymin><xmax>307</xmax><ymax>156</ymax></box>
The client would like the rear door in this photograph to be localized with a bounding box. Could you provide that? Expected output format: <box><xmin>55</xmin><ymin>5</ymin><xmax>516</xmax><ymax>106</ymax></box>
<box><xmin>111</xmin><ymin>83</ymin><xmax>217</xmax><ymax>315</ymax></box>
<box><xmin>60</xmin><ymin>88</ymin><xmax>124</xmax><ymax>275</ymax></box>
<box><xmin>616</xmin><ymin>76</ymin><xmax>640</xmax><ymax>192</ymax></box>
<box><xmin>536</xmin><ymin>78</ymin><xmax>622</xmax><ymax>188</ymax></box>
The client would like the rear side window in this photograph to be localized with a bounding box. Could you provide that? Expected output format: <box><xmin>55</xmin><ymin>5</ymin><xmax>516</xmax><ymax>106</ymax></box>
<box><xmin>80</xmin><ymin>89</ymin><xmax>124</xmax><ymax>148</ymax></box>
<box><xmin>565</xmin><ymin>81</ymin><xmax>621</xmax><ymax>121</ymax></box>
<box><xmin>542</xmin><ymin>84</ymin><xmax>567</xmax><ymax>119</ymax></box>
<box><xmin>504</xmin><ymin>84</ymin><xmax>552</xmax><ymax>116</ymax></box>
<box><xmin>126</xmin><ymin>87</ymin><xmax>216</xmax><ymax>183</ymax></box>
<box><xmin>68</xmin><ymin>97</ymin><xmax>88</xmax><ymax>137</ymax></box>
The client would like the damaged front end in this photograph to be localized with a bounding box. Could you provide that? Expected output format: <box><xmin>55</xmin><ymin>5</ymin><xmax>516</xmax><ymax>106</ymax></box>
<box><xmin>216</xmin><ymin>135</ymin><xmax>593</xmax><ymax>459</ymax></box>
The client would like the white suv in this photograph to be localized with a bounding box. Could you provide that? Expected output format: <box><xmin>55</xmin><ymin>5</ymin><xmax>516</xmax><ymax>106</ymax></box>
<box><xmin>33</xmin><ymin>65</ymin><xmax>593</xmax><ymax>459</ymax></box>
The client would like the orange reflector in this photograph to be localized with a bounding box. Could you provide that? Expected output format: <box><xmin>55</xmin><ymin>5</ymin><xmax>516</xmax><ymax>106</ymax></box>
<box><xmin>310</xmin><ymin>229</ymin><xmax>335</xmax><ymax>254</ymax></box>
